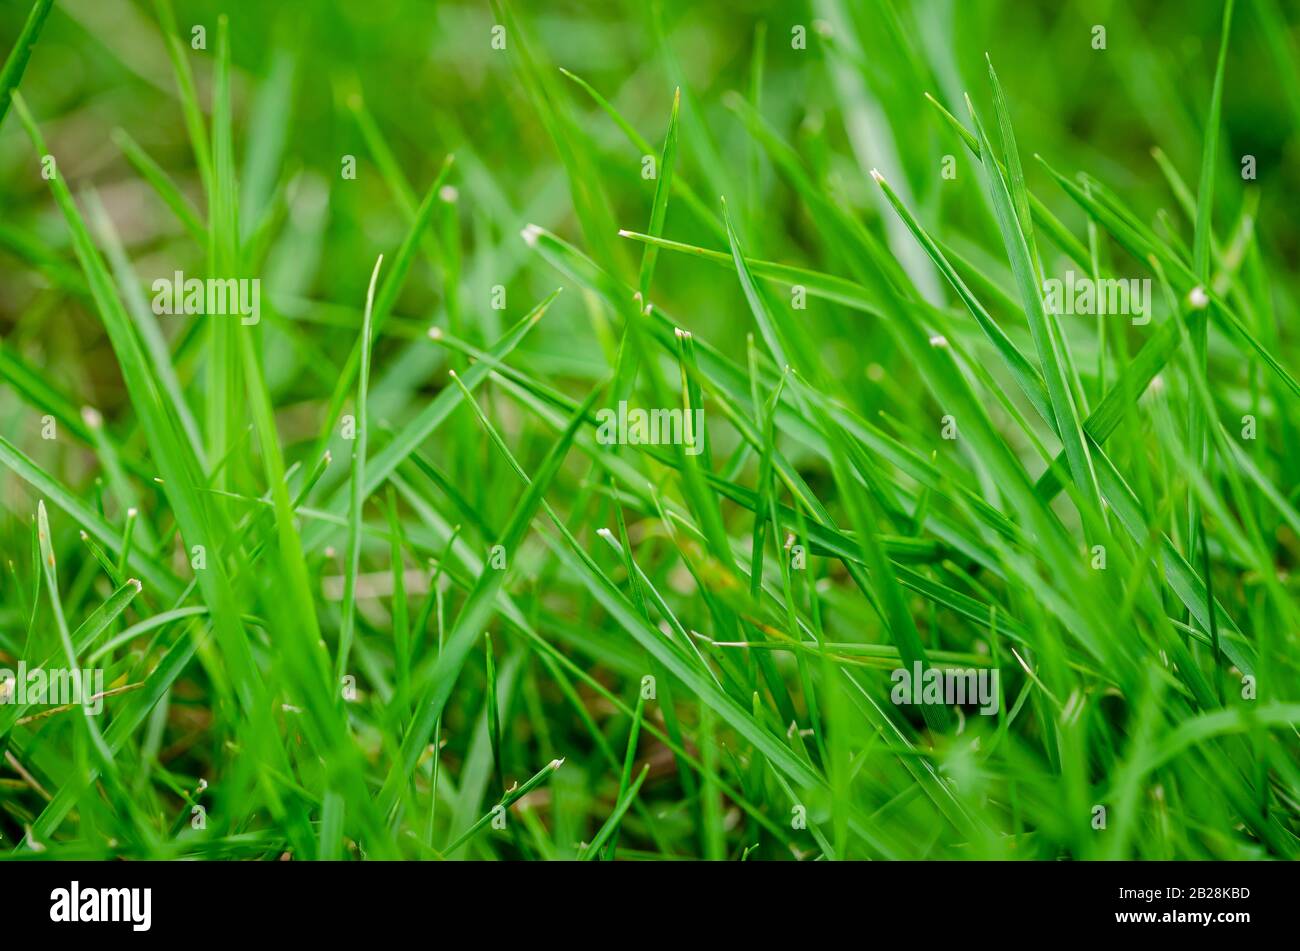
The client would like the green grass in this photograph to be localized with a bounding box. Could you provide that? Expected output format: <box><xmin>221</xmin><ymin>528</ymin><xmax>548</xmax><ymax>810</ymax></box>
<box><xmin>0</xmin><ymin>0</ymin><xmax>1298</xmax><ymax>861</ymax></box>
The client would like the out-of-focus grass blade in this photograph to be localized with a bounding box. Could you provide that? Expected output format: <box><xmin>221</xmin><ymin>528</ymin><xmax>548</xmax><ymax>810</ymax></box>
<box><xmin>967</xmin><ymin>92</ymin><xmax>1104</xmax><ymax>531</ymax></box>
<box><xmin>0</xmin><ymin>0</ymin><xmax>55</xmax><ymax>132</ymax></box>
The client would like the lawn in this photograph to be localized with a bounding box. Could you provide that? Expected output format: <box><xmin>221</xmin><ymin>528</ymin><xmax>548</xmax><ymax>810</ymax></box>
<box><xmin>0</xmin><ymin>0</ymin><xmax>1297</xmax><ymax>861</ymax></box>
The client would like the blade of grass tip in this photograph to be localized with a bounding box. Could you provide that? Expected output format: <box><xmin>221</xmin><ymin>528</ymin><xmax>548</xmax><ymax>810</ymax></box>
<box><xmin>966</xmin><ymin>94</ymin><xmax>1105</xmax><ymax>534</ymax></box>
<box><xmin>348</xmin><ymin>94</ymin><xmax>465</xmax><ymax>340</ymax></box>
<box><xmin>35</xmin><ymin>503</ymin><xmax>117</xmax><ymax>769</ymax></box>
<box><xmin>315</xmin><ymin>156</ymin><xmax>455</xmax><ymax>455</ymax></box>
<box><xmin>0</xmin><ymin>0</ymin><xmax>54</xmax><ymax>131</ymax></box>
<box><xmin>115</xmin><ymin>507</ymin><xmax>138</xmax><ymax>578</ymax></box>
<box><xmin>558</xmin><ymin>67</ymin><xmax>724</xmax><ymax>241</ymax></box>
<box><xmin>923</xmin><ymin>91</ymin><xmax>1090</xmax><ymax>268</ymax></box>
<box><xmin>602</xmin><ymin>690</ymin><xmax>645</xmax><ymax>860</ymax></box>
<box><xmin>443</xmin><ymin>757</ymin><xmax>564</xmax><ymax>857</ymax></box>
<box><xmin>0</xmin><ymin>578</ymin><xmax>142</xmax><ymax>744</ymax></box>
<box><xmin>490</xmin><ymin>0</ymin><xmax>623</xmax><ymax>274</ymax></box>
<box><xmin>1188</xmin><ymin>0</ymin><xmax>1235</xmax><ymax>567</ymax></box>
<box><xmin>305</xmin><ymin>290</ymin><xmax>559</xmax><ymax>549</ymax></box>
<box><xmin>986</xmin><ymin>57</ymin><xmax>1090</xmax><ymax>417</ymax></box>
<box><xmin>985</xmin><ymin>55</ymin><xmax>1040</xmax><ymax>281</ymax></box>
<box><xmin>637</xmin><ymin>87</ymin><xmax>680</xmax><ymax>301</ymax></box>
<box><xmin>80</xmin><ymin>528</ymin><xmax>122</xmax><ymax>587</ymax></box>
<box><xmin>0</xmin><ymin>434</ymin><xmax>182</xmax><ymax>601</ymax></box>
<box><xmin>337</xmin><ymin>253</ymin><xmax>384</xmax><ymax>682</ymax></box>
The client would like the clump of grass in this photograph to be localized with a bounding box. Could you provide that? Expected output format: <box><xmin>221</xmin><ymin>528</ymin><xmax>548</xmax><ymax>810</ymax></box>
<box><xmin>0</xmin><ymin>0</ymin><xmax>1297</xmax><ymax>861</ymax></box>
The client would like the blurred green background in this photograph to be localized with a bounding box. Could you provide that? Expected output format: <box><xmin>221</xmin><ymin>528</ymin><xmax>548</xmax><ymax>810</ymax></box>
<box><xmin>4</xmin><ymin>0</ymin><xmax>1298</xmax><ymax>431</ymax></box>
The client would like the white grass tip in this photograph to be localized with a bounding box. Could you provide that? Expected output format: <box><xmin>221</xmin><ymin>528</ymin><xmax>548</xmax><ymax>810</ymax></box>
<box><xmin>128</xmin><ymin>578</ymin><xmax>142</xmax><ymax>592</ymax></box>
<box><xmin>549</xmin><ymin>757</ymin><xmax>566</xmax><ymax>770</ymax></box>
<box><xmin>869</xmin><ymin>168</ymin><xmax>884</xmax><ymax>183</ymax></box>
<box><xmin>126</xmin><ymin>507</ymin><xmax>138</xmax><ymax>518</ymax></box>
<box><xmin>929</xmin><ymin>334</ymin><xmax>949</xmax><ymax>348</ymax></box>
<box><xmin>520</xmin><ymin>224</ymin><xmax>542</xmax><ymax>246</ymax></box>
<box><xmin>80</xmin><ymin>406</ymin><xmax>103</xmax><ymax>429</ymax></box>
<box><xmin>323</xmin><ymin>450</ymin><xmax>333</xmax><ymax>464</ymax></box>
<box><xmin>596</xmin><ymin>527</ymin><xmax>614</xmax><ymax>539</ymax></box>
<box><xmin>617</xmin><ymin>229</ymin><xmax>633</xmax><ymax>237</ymax></box>
<box><xmin>427</xmin><ymin>325</ymin><xmax>443</xmax><ymax>341</ymax></box>
<box><xmin>1188</xmin><ymin>286</ymin><xmax>1210</xmax><ymax>310</ymax></box>
<box><xmin>438</xmin><ymin>184</ymin><xmax>459</xmax><ymax>203</ymax></box>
